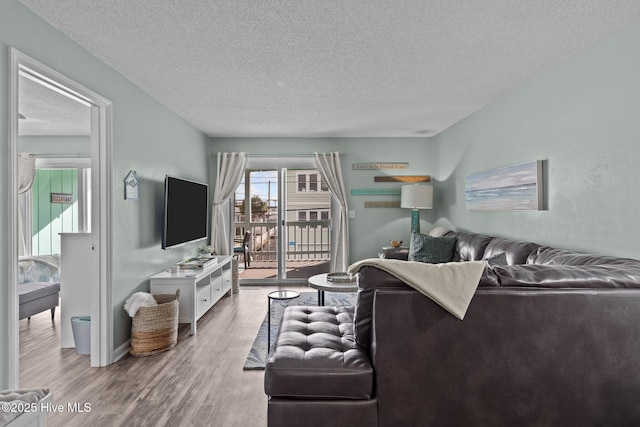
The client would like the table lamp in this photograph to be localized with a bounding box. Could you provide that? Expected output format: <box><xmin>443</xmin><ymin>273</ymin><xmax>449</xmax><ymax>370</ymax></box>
<box><xmin>400</xmin><ymin>184</ymin><xmax>433</xmax><ymax>234</ymax></box>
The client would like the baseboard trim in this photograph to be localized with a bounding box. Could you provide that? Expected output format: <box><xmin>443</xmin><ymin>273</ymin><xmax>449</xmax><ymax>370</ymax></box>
<box><xmin>113</xmin><ymin>340</ymin><xmax>130</xmax><ymax>362</ymax></box>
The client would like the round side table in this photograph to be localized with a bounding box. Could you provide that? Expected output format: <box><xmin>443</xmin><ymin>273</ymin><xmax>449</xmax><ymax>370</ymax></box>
<box><xmin>307</xmin><ymin>273</ymin><xmax>358</xmax><ymax>306</ymax></box>
<box><xmin>267</xmin><ymin>290</ymin><xmax>300</xmax><ymax>351</ymax></box>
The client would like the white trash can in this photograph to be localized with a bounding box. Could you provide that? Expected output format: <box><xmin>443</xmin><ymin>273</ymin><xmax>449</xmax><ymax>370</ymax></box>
<box><xmin>70</xmin><ymin>316</ymin><xmax>91</xmax><ymax>355</ymax></box>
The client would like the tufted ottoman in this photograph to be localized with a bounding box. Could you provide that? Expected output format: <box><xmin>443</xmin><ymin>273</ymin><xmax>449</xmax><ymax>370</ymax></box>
<box><xmin>264</xmin><ymin>305</ymin><xmax>377</xmax><ymax>427</ymax></box>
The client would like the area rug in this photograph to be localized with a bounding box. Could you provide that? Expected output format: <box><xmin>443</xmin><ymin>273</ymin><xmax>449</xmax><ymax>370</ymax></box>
<box><xmin>243</xmin><ymin>291</ymin><xmax>356</xmax><ymax>370</ymax></box>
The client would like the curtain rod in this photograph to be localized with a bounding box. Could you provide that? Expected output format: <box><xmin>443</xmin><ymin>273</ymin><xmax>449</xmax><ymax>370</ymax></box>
<box><xmin>211</xmin><ymin>152</ymin><xmax>348</xmax><ymax>158</ymax></box>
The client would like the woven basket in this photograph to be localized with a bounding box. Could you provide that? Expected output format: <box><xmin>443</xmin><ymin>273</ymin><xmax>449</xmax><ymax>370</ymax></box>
<box><xmin>130</xmin><ymin>290</ymin><xmax>180</xmax><ymax>357</ymax></box>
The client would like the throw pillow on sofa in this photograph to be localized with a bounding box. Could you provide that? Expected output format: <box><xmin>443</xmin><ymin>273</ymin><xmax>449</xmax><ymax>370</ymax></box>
<box><xmin>409</xmin><ymin>233</ymin><xmax>456</xmax><ymax>263</ymax></box>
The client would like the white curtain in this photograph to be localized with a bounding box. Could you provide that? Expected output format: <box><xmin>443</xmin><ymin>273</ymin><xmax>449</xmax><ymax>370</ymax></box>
<box><xmin>211</xmin><ymin>152</ymin><xmax>247</xmax><ymax>255</ymax></box>
<box><xmin>18</xmin><ymin>153</ymin><xmax>37</xmax><ymax>256</ymax></box>
<box><xmin>18</xmin><ymin>153</ymin><xmax>36</xmax><ymax>193</ymax></box>
<box><xmin>314</xmin><ymin>152</ymin><xmax>350</xmax><ymax>272</ymax></box>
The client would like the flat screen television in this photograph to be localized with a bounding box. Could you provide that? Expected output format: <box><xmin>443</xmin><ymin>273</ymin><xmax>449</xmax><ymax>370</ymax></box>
<box><xmin>162</xmin><ymin>175</ymin><xmax>209</xmax><ymax>249</ymax></box>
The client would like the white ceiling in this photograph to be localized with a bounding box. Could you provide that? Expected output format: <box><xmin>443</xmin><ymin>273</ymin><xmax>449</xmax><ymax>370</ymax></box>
<box><xmin>18</xmin><ymin>0</ymin><xmax>640</xmax><ymax>138</ymax></box>
<box><xmin>19</xmin><ymin>73</ymin><xmax>91</xmax><ymax>136</ymax></box>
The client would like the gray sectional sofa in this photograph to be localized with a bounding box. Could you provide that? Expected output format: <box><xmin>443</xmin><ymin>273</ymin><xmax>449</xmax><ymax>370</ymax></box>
<box><xmin>265</xmin><ymin>229</ymin><xmax>640</xmax><ymax>426</ymax></box>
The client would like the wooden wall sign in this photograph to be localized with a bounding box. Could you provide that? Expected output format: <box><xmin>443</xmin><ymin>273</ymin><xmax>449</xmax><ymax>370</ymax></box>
<box><xmin>352</xmin><ymin>162</ymin><xmax>409</xmax><ymax>170</ymax></box>
<box><xmin>51</xmin><ymin>193</ymin><xmax>74</xmax><ymax>204</ymax></box>
<box><xmin>374</xmin><ymin>175</ymin><xmax>431</xmax><ymax>183</ymax></box>
<box><xmin>365</xmin><ymin>201</ymin><xmax>401</xmax><ymax>208</ymax></box>
<box><xmin>351</xmin><ymin>188</ymin><xmax>402</xmax><ymax>196</ymax></box>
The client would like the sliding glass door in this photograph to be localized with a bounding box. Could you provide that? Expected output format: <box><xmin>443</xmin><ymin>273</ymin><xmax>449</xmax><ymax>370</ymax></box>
<box><xmin>283</xmin><ymin>168</ymin><xmax>331</xmax><ymax>277</ymax></box>
<box><xmin>233</xmin><ymin>163</ymin><xmax>331</xmax><ymax>283</ymax></box>
<box><xmin>234</xmin><ymin>169</ymin><xmax>279</xmax><ymax>279</ymax></box>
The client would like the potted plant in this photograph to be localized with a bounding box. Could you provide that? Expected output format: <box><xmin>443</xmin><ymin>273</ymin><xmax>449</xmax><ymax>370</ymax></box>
<box><xmin>197</xmin><ymin>245</ymin><xmax>215</xmax><ymax>258</ymax></box>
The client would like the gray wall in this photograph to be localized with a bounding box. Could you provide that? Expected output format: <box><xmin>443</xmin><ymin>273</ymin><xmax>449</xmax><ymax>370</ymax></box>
<box><xmin>18</xmin><ymin>135</ymin><xmax>91</xmax><ymax>156</ymax></box>
<box><xmin>1</xmin><ymin>0</ymin><xmax>209</xmax><ymax>386</ymax></box>
<box><xmin>432</xmin><ymin>19</ymin><xmax>640</xmax><ymax>259</ymax></box>
<box><xmin>210</xmin><ymin>138</ymin><xmax>433</xmax><ymax>262</ymax></box>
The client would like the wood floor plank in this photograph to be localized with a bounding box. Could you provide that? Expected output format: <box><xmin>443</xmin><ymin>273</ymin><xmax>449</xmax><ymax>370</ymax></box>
<box><xmin>19</xmin><ymin>285</ymin><xmax>309</xmax><ymax>427</ymax></box>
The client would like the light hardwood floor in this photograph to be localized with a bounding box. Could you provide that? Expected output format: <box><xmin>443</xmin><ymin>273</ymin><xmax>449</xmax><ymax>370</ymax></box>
<box><xmin>19</xmin><ymin>285</ymin><xmax>308</xmax><ymax>427</ymax></box>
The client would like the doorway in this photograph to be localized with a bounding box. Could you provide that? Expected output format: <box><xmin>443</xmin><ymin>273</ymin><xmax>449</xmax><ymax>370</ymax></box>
<box><xmin>233</xmin><ymin>160</ymin><xmax>331</xmax><ymax>283</ymax></box>
<box><xmin>8</xmin><ymin>49</ymin><xmax>113</xmax><ymax>387</ymax></box>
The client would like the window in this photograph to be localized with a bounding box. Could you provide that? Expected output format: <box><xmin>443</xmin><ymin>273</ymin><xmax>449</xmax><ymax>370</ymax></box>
<box><xmin>298</xmin><ymin>174</ymin><xmax>306</xmax><ymax>192</ymax></box>
<box><xmin>296</xmin><ymin>209</ymin><xmax>330</xmax><ymax>222</ymax></box>
<box><xmin>296</xmin><ymin>172</ymin><xmax>328</xmax><ymax>193</ymax></box>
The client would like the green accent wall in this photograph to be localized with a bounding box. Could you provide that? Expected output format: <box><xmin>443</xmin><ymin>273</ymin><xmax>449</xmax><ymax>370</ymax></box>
<box><xmin>432</xmin><ymin>19</ymin><xmax>640</xmax><ymax>259</ymax></box>
<box><xmin>31</xmin><ymin>169</ymin><xmax>79</xmax><ymax>255</ymax></box>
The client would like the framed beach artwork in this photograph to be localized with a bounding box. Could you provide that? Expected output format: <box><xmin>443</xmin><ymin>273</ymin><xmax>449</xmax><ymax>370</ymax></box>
<box><xmin>465</xmin><ymin>160</ymin><xmax>543</xmax><ymax>211</ymax></box>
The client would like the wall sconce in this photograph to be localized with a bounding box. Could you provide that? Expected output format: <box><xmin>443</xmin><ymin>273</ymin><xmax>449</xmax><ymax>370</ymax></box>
<box><xmin>400</xmin><ymin>184</ymin><xmax>433</xmax><ymax>234</ymax></box>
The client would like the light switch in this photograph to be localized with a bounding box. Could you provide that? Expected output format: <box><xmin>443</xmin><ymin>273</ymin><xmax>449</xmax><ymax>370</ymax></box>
<box><xmin>348</xmin><ymin>210</ymin><xmax>356</xmax><ymax>218</ymax></box>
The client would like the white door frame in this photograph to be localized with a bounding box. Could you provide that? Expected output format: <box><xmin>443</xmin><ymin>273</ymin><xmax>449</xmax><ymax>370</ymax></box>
<box><xmin>7</xmin><ymin>48</ymin><xmax>113</xmax><ymax>387</ymax></box>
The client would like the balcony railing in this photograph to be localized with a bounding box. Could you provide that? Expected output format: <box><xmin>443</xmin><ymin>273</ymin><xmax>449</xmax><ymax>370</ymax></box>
<box><xmin>233</xmin><ymin>221</ymin><xmax>330</xmax><ymax>262</ymax></box>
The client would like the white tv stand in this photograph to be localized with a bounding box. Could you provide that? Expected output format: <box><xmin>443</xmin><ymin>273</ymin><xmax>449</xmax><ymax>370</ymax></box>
<box><xmin>150</xmin><ymin>255</ymin><xmax>233</xmax><ymax>335</ymax></box>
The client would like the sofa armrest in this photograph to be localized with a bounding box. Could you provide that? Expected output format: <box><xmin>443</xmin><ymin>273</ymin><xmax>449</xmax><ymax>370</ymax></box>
<box><xmin>371</xmin><ymin>287</ymin><xmax>640</xmax><ymax>426</ymax></box>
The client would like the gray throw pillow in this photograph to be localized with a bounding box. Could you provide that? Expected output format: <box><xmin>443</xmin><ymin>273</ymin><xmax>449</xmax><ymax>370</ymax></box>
<box><xmin>409</xmin><ymin>233</ymin><xmax>456</xmax><ymax>264</ymax></box>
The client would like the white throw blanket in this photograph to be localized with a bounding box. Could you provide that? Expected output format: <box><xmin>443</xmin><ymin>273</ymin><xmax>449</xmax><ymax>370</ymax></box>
<box><xmin>124</xmin><ymin>292</ymin><xmax>158</xmax><ymax>317</ymax></box>
<box><xmin>348</xmin><ymin>258</ymin><xmax>488</xmax><ymax>320</ymax></box>
<box><xmin>19</xmin><ymin>254</ymin><xmax>61</xmax><ymax>272</ymax></box>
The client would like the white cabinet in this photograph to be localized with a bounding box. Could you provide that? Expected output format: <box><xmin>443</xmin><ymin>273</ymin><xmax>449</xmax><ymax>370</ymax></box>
<box><xmin>150</xmin><ymin>256</ymin><xmax>233</xmax><ymax>335</ymax></box>
<box><xmin>60</xmin><ymin>233</ymin><xmax>93</xmax><ymax>349</ymax></box>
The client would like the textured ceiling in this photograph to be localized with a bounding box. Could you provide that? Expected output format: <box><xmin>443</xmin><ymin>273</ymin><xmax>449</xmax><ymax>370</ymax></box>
<box><xmin>18</xmin><ymin>0</ymin><xmax>640</xmax><ymax>137</ymax></box>
<box><xmin>19</xmin><ymin>73</ymin><xmax>91</xmax><ymax>136</ymax></box>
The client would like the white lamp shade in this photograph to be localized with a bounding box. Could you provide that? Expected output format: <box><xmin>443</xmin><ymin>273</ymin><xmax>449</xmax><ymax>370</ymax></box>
<box><xmin>401</xmin><ymin>184</ymin><xmax>433</xmax><ymax>209</ymax></box>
